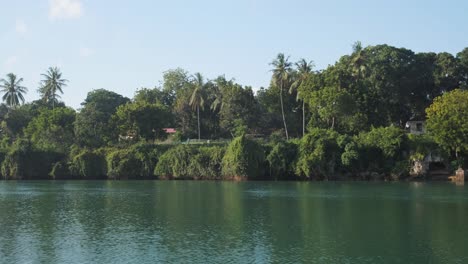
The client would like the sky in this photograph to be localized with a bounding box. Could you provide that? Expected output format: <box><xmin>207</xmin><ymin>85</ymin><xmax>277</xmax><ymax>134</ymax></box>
<box><xmin>1</xmin><ymin>0</ymin><xmax>467</xmax><ymax>109</ymax></box>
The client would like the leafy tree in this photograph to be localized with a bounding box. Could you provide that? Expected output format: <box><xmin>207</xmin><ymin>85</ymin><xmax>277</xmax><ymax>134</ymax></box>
<box><xmin>426</xmin><ymin>89</ymin><xmax>468</xmax><ymax>166</ymax></box>
<box><xmin>0</xmin><ymin>73</ymin><xmax>27</xmax><ymax>108</ymax></box>
<box><xmin>38</xmin><ymin>67</ymin><xmax>68</xmax><ymax>108</ymax></box>
<box><xmin>215</xmin><ymin>78</ymin><xmax>258</xmax><ymax>137</ymax></box>
<box><xmin>24</xmin><ymin>107</ymin><xmax>76</xmax><ymax>152</ymax></box>
<box><xmin>271</xmin><ymin>53</ymin><xmax>293</xmax><ymax>140</ymax></box>
<box><xmin>74</xmin><ymin>89</ymin><xmax>129</xmax><ymax>147</ymax></box>
<box><xmin>457</xmin><ymin>48</ymin><xmax>468</xmax><ymax>89</ymax></box>
<box><xmin>309</xmin><ymin>85</ymin><xmax>359</xmax><ymax>131</ymax></box>
<box><xmin>134</xmin><ymin>87</ymin><xmax>174</xmax><ymax>108</ymax></box>
<box><xmin>113</xmin><ymin>101</ymin><xmax>171</xmax><ymax>141</ymax></box>
<box><xmin>189</xmin><ymin>73</ymin><xmax>205</xmax><ymax>140</ymax></box>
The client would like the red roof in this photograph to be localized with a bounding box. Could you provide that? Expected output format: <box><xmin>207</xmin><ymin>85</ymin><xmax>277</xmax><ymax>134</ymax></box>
<box><xmin>163</xmin><ymin>128</ymin><xmax>177</xmax><ymax>134</ymax></box>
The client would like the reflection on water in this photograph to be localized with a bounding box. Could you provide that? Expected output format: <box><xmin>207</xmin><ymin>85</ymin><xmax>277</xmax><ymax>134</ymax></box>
<box><xmin>1</xmin><ymin>181</ymin><xmax>468</xmax><ymax>263</ymax></box>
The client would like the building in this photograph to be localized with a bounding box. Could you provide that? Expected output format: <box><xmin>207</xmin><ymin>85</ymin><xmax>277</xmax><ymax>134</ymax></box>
<box><xmin>405</xmin><ymin>120</ymin><xmax>426</xmax><ymax>135</ymax></box>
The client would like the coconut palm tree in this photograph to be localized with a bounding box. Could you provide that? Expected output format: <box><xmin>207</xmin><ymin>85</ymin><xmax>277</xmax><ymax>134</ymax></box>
<box><xmin>190</xmin><ymin>72</ymin><xmax>205</xmax><ymax>140</ymax></box>
<box><xmin>351</xmin><ymin>41</ymin><xmax>367</xmax><ymax>80</ymax></box>
<box><xmin>210</xmin><ymin>76</ymin><xmax>226</xmax><ymax>112</ymax></box>
<box><xmin>0</xmin><ymin>73</ymin><xmax>28</xmax><ymax>108</ymax></box>
<box><xmin>290</xmin><ymin>59</ymin><xmax>314</xmax><ymax>137</ymax></box>
<box><xmin>271</xmin><ymin>53</ymin><xmax>292</xmax><ymax>140</ymax></box>
<box><xmin>39</xmin><ymin>67</ymin><xmax>68</xmax><ymax>108</ymax></box>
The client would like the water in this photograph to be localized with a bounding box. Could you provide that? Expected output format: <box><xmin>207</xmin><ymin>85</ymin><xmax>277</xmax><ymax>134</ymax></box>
<box><xmin>0</xmin><ymin>181</ymin><xmax>467</xmax><ymax>264</ymax></box>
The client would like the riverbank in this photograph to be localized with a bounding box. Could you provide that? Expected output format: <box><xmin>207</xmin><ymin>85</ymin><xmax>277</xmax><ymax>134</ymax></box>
<box><xmin>0</xmin><ymin>132</ymin><xmax>464</xmax><ymax>181</ymax></box>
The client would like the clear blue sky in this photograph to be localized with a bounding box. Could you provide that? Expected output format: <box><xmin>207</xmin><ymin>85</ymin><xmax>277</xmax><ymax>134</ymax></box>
<box><xmin>1</xmin><ymin>0</ymin><xmax>467</xmax><ymax>108</ymax></box>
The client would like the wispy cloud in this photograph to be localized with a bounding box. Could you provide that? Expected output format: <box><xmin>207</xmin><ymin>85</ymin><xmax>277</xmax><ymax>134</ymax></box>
<box><xmin>15</xmin><ymin>19</ymin><xmax>28</xmax><ymax>35</ymax></box>
<box><xmin>79</xmin><ymin>47</ymin><xmax>93</xmax><ymax>58</ymax></box>
<box><xmin>49</xmin><ymin>0</ymin><xmax>83</xmax><ymax>20</ymax></box>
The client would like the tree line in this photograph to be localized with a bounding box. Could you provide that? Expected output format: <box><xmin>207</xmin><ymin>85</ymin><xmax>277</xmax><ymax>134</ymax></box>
<box><xmin>0</xmin><ymin>43</ymin><xmax>467</xmax><ymax>180</ymax></box>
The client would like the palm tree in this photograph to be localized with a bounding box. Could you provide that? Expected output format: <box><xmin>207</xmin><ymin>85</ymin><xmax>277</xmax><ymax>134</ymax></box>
<box><xmin>271</xmin><ymin>53</ymin><xmax>292</xmax><ymax>140</ymax></box>
<box><xmin>210</xmin><ymin>77</ymin><xmax>226</xmax><ymax>112</ymax></box>
<box><xmin>290</xmin><ymin>59</ymin><xmax>314</xmax><ymax>137</ymax></box>
<box><xmin>0</xmin><ymin>73</ymin><xmax>28</xmax><ymax>108</ymax></box>
<box><xmin>39</xmin><ymin>67</ymin><xmax>68</xmax><ymax>108</ymax></box>
<box><xmin>190</xmin><ymin>73</ymin><xmax>205</xmax><ymax>140</ymax></box>
<box><xmin>350</xmin><ymin>41</ymin><xmax>367</xmax><ymax>80</ymax></box>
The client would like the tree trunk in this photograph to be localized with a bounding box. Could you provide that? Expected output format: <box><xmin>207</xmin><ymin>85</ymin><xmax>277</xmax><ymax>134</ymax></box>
<box><xmin>331</xmin><ymin>117</ymin><xmax>335</xmax><ymax>130</ymax></box>
<box><xmin>302</xmin><ymin>100</ymin><xmax>305</xmax><ymax>137</ymax></box>
<box><xmin>197</xmin><ymin>105</ymin><xmax>201</xmax><ymax>140</ymax></box>
<box><xmin>279</xmin><ymin>80</ymin><xmax>289</xmax><ymax>140</ymax></box>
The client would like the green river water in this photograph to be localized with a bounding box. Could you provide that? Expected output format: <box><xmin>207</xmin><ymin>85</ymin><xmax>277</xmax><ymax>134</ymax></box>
<box><xmin>0</xmin><ymin>181</ymin><xmax>467</xmax><ymax>263</ymax></box>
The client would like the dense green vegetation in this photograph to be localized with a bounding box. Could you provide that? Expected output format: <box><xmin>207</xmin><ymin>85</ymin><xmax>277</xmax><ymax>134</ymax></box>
<box><xmin>0</xmin><ymin>43</ymin><xmax>467</xmax><ymax>180</ymax></box>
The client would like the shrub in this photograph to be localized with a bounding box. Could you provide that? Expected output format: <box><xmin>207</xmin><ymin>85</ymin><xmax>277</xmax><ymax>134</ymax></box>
<box><xmin>1</xmin><ymin>139</ymin><xmax>63</xmax><ymax>179</ymax></box>
<box><xmin>222</xmin><ymin>135</ymin><xmax>264</xmax><ymax>180</ymax></box>
<box><xmin>69</xmin><ymin>149</ymin><xmax>107</xmax><ymax>179</ymax></box>
<box><xmin>266</xmin><ymin>140</ymin><xmax>298</xmax><ymax>180</ymax></box>
<box><xmin>106</xmin><ymin>149</ymin><xmax>141</xmax><ymax>179</ymax></box>
<box><xmin>295</xmin><ymin>128</ymin><xmax>342</xmax><ymax>179</ymax></box>
<box><xmin>189</xmin><ymin>146</ymin><xmax>225</xmax><ymax>179</ymax></box>
<box><xmin>154</xmin><ymin>145</ymin><xmax>194</xmax><ymax>178</ymax></box>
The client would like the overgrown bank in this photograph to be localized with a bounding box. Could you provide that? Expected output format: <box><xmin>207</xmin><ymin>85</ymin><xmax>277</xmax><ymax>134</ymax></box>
<box><xmin>0</xmin><ymin>129</ymin><xmax>463</xmax><ymax>181</ymax></box>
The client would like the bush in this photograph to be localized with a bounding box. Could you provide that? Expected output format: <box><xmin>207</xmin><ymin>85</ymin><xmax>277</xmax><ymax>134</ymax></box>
<box><xmin>154</xmin><ymin>145</ymin><xmax>194</xmax><ymax>179</ymax></box>
<box><xmin>295</xmin><ymin>128</ymin><xmax>342</xmax><ymax>179</ymax></box>
<box><xmin>222</xmin><ymin>135</ymin><xmax>264</xmax><ymax>180</ymax></box>
<box><xmin>154</xmin><ymin>145</ymin><xmax>226</xmax><ymax>179</ymax></box>
<box><xmin>1</xmin><ymin>139</ymin><xmax>63</xmax><ymax>179</ymax></box>
<box><xmin>189</xmin><ymin>146</ymin><xmax>225</xmax><ymax>179</ymax></box>
<box><xmin>355</xmin><ymin>126</ymin><xmax>408</xmax><ymax>173</ymax></box>
<box><xmin>69</xmin><ymin>149</ymin><xmax>107</xmax><ymax>179</ymax></box>
<box><xmin>266</xmin><ymin>140</ymin><xmax>298</xmax><ymax>180</ymax></box>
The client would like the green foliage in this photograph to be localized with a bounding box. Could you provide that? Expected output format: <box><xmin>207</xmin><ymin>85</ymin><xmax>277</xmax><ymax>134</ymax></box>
<box><xmin>154</xmin><ymin>145</ymin><xmax>225</xmax><ymax>179</ymax></box>
<box><xmin>38</xmin><ymin>67</ymin><xmax>67</xmax><ymax>107</ymax></box>
<box><xmin>0</xmin><ymin>73</ymin><xmax>27</xmax><ymax>107</ymax></box>
<box><xmin>113</xmin><ymin>101</ymin><xmax>171</xmax><ymax>141</ymax></box>
<box><xmin>107</xmin><ymin>143</ymin><xmax>162</xmax><ymax>179</ymax></box>
<box><xmin>308</xmin><ymin>85</ymin><xmax>359</xmax><ymax>132</ymax></box>
<box><xmin>154</xmin><ymin>145</ymin><xmax>192</xmax><ymax>178</ymax></box>
<box><xmin>188</xmin><ymin>146</ymin><xmax>225</xmax><ymax>179</ymax></box>
<box><xmin>106</xmin><ymin>149</ymin><xmax>142</xmax><ymax>179</ymax></box>
<box><xmin>407</xmin><ymin>134</ymin><xmax>439</xmax><ymax>161</ymax></box>
<box><xmin>69</xmin><ymin>148</ymin><xmax>107</xmax><ymax>179</ymax></box>
<box><xmin>295</xmin><ymin>128</ymin><xmax>342</xmax><ymax>179</ymax></box>
<box><xmin>222</xmin><ymin>135</ymin><xmax>264</xmax><ymax>180</ymax></box>
<box><xmin>426</xmin><ymin>89</ymin><xmax>468</xmax><ymax>162</ymax></box>
<box><xmin>1</xmin><ymin>139</ymin><xmax>63</xmax><ymax>179</ymax></box>
<box><xmin>266</xmin><ymin>140</ymin><xmax>298</xmax><ymax>179</ymax></box>
<box><xmin>24</xmin><ymin>107</ymin><xmax>75</xmax><ymax>152</ymax></box>
<box><xmin>357</xmin><ymin>126</ymin><xmax>407</xmax><ymax>158</ymax></box>
<box><xmin>74</xmin><ymin>89</ymin><xmax>130</xmax><ymax>147</ymax></box>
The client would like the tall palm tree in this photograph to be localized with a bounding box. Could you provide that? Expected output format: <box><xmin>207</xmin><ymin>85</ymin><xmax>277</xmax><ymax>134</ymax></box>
<box><xmin>39</xmin><ymin>67</ymin><xmax>68</xmax><ymax>108</ymax></box>
<box><xmin>290</xmin><ymin>59</ymin><xmax>314</xmax><ymax>137</ymax></box>
<box><xmin>190</xmin><ymin>72</ymin><xmax>205</xmax><ymax>140</ymax></box>
<box><xmin>271</xmin><ymin>53</ymin><xmax>292</xmax><ymax>140</ymax></box>
<box><xmin>0</xmin><ymin>73</ymin><xmax>28</xmax><ymax>108</ymax></box>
